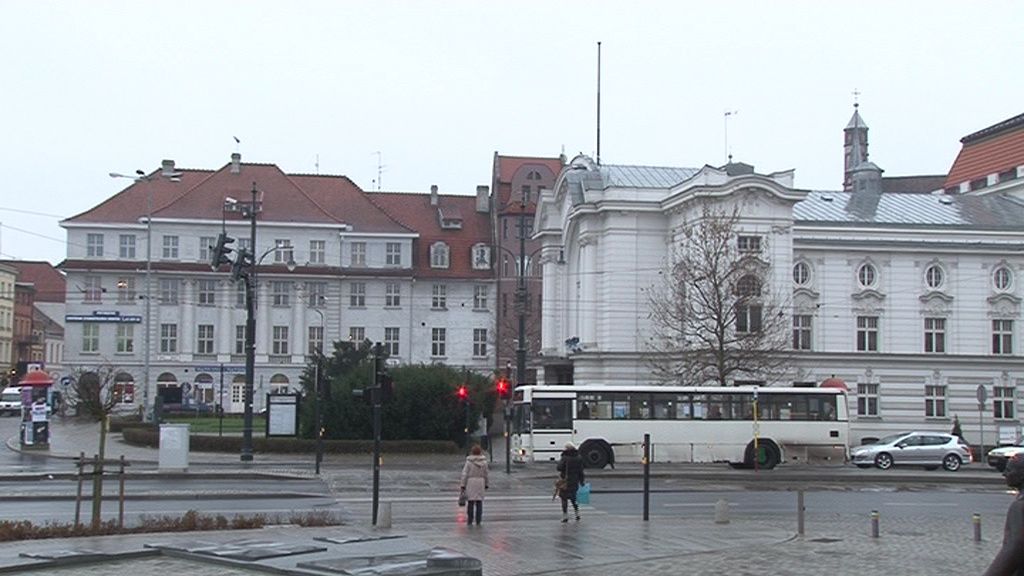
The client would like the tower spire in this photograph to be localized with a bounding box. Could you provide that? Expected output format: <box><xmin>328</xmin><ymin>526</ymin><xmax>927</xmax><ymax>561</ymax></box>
<box><xmin>843</xmin><ymin>92</ymin><xmax>869</xmax><ymax>191</ymax></box>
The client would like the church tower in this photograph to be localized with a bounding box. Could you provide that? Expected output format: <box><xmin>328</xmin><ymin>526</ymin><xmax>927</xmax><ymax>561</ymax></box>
<box><xmin>843</xmin><ymin>103</ymin><xmax>869</xmax><ymax>191</ymax></box>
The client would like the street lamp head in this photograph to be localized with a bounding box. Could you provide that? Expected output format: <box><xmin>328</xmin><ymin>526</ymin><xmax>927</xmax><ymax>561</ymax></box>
<box><xmin>286</xmin><ymin>257</ymin><xmax>297</xmax><ymax>272</ymax></box>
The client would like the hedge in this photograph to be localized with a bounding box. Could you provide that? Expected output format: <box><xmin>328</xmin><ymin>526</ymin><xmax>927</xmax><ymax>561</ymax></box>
<box><xmin>121</xmin><ymin>428</ymin><xmax>460</xmax><ymax>454</ymax></box>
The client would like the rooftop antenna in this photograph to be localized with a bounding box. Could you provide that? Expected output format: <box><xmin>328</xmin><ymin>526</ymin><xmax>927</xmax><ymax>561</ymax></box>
<box><xmin>596</xmin><ymin>41</ymin><xmax>602</xmax><ymax>166</ymax></box>
<box><xmin>723</xmin><ymin>110</ymin><xmax>738</xmax><ymax>164</ymax></box>
<box><xmin>852</xmin><ymin>88</ymin><xmax>861</xmax><ymax>108</ymax></box>
<box><xmin>374</xmin><ymin>151</ymin><xmax>386</xmax><ymax>191</ymax></box>
<box><xmin>315</xmin><ymin>154</ymin><xmax>320</xmax><ymax>175</ymax></box>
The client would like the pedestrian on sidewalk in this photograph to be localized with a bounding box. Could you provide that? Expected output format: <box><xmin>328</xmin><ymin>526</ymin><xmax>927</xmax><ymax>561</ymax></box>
<box><xmin>983</xmin><ymin>453</ymin><xmax>1024</xmax><ymax>575</ymax></box>
<box><xmin>460</xmin><ymin>444</ymin><xmax>489</xmax><ymax>526</ymax></box>
<box><xmin>556</xmin><ymin>442</ymin><xmax>585</xmax><ymax>523</ymax></box>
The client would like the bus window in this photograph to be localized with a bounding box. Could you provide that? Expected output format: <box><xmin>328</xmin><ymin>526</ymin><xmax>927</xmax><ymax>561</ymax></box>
<box><xmin>734</xmin><ymin>395</ymin><xmax>753</xmax><ymax>420</ymax></box>
<box><xmin>512</xmin><ymin>403</ymin><xmax>531</xmax><ymax>433</ymax></box>
<box><xmin>691</xmin><ymin>394</ymin><xmax>707</xmax><ymax>419</ymax></box>
<box><xmin>577</xmin><ymin>399</ymin><xmax>596</xmax><ymax>420</ymax></box>
<box><xmin>534</xmin><ymin>399</ymin><xmax>572</xmax><ymax>429</ymax></box>
<box><xmin>808</xmin><ymin>396</ymin><xmax>837</xmax><ymax>421</ymax></box>
<box><xmin>578</xmin><ymin>393</ymin><xmax>613</xmax><ymax>419</ymax></box>
<box><xmin>630</xmin><ymin>394</ymin><xmax>652</xmax><ymax>419</ymax></box>
<box><xmin>652</xmin><ymin>397</ymin><xmax>675</xmax><ymax>419</ymax></box>
<box><xmin>707</xmin><ymin>395</ymin><xmax>727</xmax><ymax>419</ymax></box>
<box><xmin>608</xmin><ymin>394</ymin><xmax>630</xmax><ymax>419</ymax></box>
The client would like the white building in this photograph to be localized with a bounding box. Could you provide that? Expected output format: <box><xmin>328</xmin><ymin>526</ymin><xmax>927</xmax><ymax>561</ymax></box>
<box><xmin>61</xmin><ymin>155</ymin><xmax>495</xmax><ymax>414</ymax></box>
<box><xmin>536</xmin><ymin>108</ymin><xmax>1024</xmax><ymax>446</ymax></box>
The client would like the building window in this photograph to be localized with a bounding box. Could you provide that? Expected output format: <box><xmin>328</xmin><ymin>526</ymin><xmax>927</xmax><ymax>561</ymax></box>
<box><xmin>924</xmin><ymin>317</ymin><xmax>946</xmax><ymax>353</ymax></box>
<box><xmin>970</xmin><ymin>177</ymin><xmax>988</xmax><ymax>191</ymax></box>
<box><xmin>349</xmin><ymin>283</ymin><xmax>366</xmax><ymax>307</ymax></box>
<box><xmin>235</xmin><ymin>325</ymin><xmax>246</xmax><ymax>355</ymax></box>
<box><xmin>995</xmin><ymin>386</ymin><xmax>1016</xmax><ymax>419</ymax></box>
<box><xmin>272</xmin><ymin>326</ymin><xmax>289</xmax><ymax>355</ymax></box>
<box><xmin>431</xmin><ymin>327</ymin><xmax>446</xmax><ymax>357</ymax></box>
<box><xmin>83</xmin><ymin>276</ymin><xmax>103</xmax><ymax>303</ymax></box>
<box><xmin>197</xmin><ymin>279</ymin><xmax>216</xmax><ymax>306</ymax></box>
<box><xmin>430</xmin><ymin>242</ymin><xmax>450</xmax><ymax>268</ymax></box>
<box><xmin>793</xmin><ymin>262</ymin><xmax>810</xmax><ymax>286</ymax></box>
<box><xmin>87</xmin><ymin>233</ymin><xmax>104</xmax><ymax>258</ymax></box>
<box><xmin>162</xmin><ymin>235</ymin><xmax>179</xmax><ymax>259</ymax></box>
<box><xmin>994</xmin><ymin>319</ymin><xmax>1014</xmax><ymax>355</ymax></box>
<box><xmin>925</xmin><ymin>384</ymin><xmax>947</xmax><ymax>418</ymax></box>
<box><xmin>473</xmin><ymin>285</ymin><xmax>489</xmax><ymax>310</ymax></box>
<box><xmin>116</xmin><ymin>277</ymin><xmax>136</xmax><ymax>304</ymax></box>
<box><xmin>160</xmin><ymin>323</ymin><xmax>178</xmax><ymax>353</ymax></box>
<box><xmin>305</xmin><ymin>282</ymin><xmax>326</xmax><ymax>307</ymax></box>
<box><xmin>271</xmin><ymin>281</ymin><xmax>291</xmax><ymax>306</ymax></box>
<box><xmin>994</xmin><ymin>266</ymin><xmax>1014</xmax><ymax>291</ymax></box>
<box><xmin>924</xmin><ymin>264</ymin><xmax>944</xmax><ymax>290</ymax></box>
<box><xmin>857</xmin><ymin>383</ymin><xmax>878</xmax><ymax>416</ymax></box>
<box><xmin>308</xmin><ymin>325</ymin><xmax>323</xmax><ymax>356</ymax></box>
<box><xmin>309</xmin><ymin>240</ymin><xmax>325</xmax><ymax>264</ymax></box>
<box><xmin>386</xmin><ymin>242</ymin><xmax>402</xmax><ymax>266</ymax></box>
<box><xmin>432</xmin><ymin>284</ymin><xmax>447</xmax><ymax>309</ymax></box>
<box><xmin>999</xmin><ymin>169</ymin><xmax>1019</xmax><ymax>183</ymax></box>
<box><xmin>274</xmin><ymin>239</ymin><xmax>293</xmax><ymax>264</ymax></box>
<box><xmin>472</xmin><ymin>245</ymin><xmax>491</xmax><ymax>270</ymax></box>
<box><xmin>385</xmin><ymin>283</ymin><xmax>401</xmax><ymax>307</ymax></box>
<box><xmin>737</xmin><ymin>235</ymin><xmax>761</xmax><ymax>254</ymax></box>
<box><xmin>349</xmin><ymin>326</ymin><xmax>365</xmax><ymax>343</ymax></box>
<box><xmin>82</xmin><ymin>323</ymin><xmax>100</xmax><ymax>353</ymax></box>
<box><xmin>385</xmin><ymin>327</ymin><xmax>400</xmax><ymax>356</ymax></box>
<box><xmin>792</xmin><ymin>314</ymin><xmax>812</xmax><ymax>350</ymax></box>
<box><xmin>351</xmin><ymin>242</ymin><xmax>366</xmax><ymax>267</ymax></box>
<box><xmin>521</xmin><ymin>184</ymin><xmax>531</xmax><ymax>204</ymax></box>
<box><xmin>473</xmin><ymin>328</ymin><xmax>488</xmax><ymax>357</ymax></box>
<box><xmin>231</xmin><ymin>383</ymin><xmax>243</xmax><ymax>404</ymax></box>
<box><xmin>735</xmin><ymin>304</ymin><xmax>762</xmax><ymax>333</ymax></box>
<box><xmin>119</xmin><ymin>234</ymin><xmax>136</xmax><ymax>259</ymax></box>
<box><xmin>238</xmin><ymin>237</ymin><xmax>251</xmax><ymax>253</ymax></box>
<box><xmin>158</xmin><ymin>278</ymin><xmax>179</xmax><ymax>304</ymax></box>
<box><xmin>199</xmin><ymin>236</ymin><xmax>216</xmax><ymax>263</ymax></box>
<box><xmin>116</xmin><ymin>324</ymin><xmax>134</xmax><ymax>353</ymax></box>
<box><xmin>856</xmin><ymin>316</ymin><xmax>878</xmax><ymax>352</ymax></box>
<box><xmin>197</xmin><ymin>324</ymin><xmax>214</xmax><ymax>355</ymax></box>
<box><xmin>857</xmin><ymin>263</ymin><xmax>877</xmax><ymax>288</ymax></box>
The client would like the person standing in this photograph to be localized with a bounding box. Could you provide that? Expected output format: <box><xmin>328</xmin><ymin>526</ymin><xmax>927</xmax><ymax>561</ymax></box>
<box><xmin>557</xmin><ymin>442</ymin><xmax>585</xmax><ymax>523</ymax></box>
<box><xmin>983</xmin><ymin>453</ymin><xmax>1024</xmax><ymax>575</ymax></box>
<box><xmin>460</xmin><ymin>444</ymin><xmax>489</xmax><ymax>526</ymax></box>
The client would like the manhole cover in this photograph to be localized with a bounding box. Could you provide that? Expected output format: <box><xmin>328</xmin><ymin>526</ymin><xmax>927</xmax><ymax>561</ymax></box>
<box><xmin>809</xmin><ymin>537</ymin><xmax>843</xmax><ymax>543</ymax></box>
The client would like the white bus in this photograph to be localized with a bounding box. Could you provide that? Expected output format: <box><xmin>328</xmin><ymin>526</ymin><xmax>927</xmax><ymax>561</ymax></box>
<box><xmin>511</xmin><ymin>385</ymin><xmax>849</xmax><ymax>469</ymax></box>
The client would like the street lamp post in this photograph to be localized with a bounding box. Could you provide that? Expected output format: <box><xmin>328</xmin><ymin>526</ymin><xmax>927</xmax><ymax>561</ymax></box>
<box><xmin>110</xmin><ymin>168</ymin><xmax>179</xmax><ymax>422</ymax></box>
<box><xmin>309</xmin><ymin>301</ymin><xmax>325</xmax><ymax>475</ymax></box>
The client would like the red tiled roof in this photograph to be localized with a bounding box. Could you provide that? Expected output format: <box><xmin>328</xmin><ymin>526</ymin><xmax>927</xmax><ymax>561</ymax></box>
<box><xmin>368</xmin><ymin>192</ymin><xmax>493</xmax><ymax>280</ymax></box>
<box><xmin>0</xmin><ymin>260</ymin><xmax>66</xmax><ymax>303</ymax></box>
<box><xmin>63</xmin><ymin>162</ymin><xmax>412</xmax><ymax>235</ymax></box>
<box><xmin>945</xmin><ymin>114</ymin><xmax>1024</xmax><ymax>188</ymax></box>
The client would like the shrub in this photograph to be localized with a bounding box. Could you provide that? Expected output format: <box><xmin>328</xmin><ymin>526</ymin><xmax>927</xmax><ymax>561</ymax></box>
<box><xmin>121</xmin><ymin>427</ymin><xmax>459</xmax><ymax>454</ymax></box>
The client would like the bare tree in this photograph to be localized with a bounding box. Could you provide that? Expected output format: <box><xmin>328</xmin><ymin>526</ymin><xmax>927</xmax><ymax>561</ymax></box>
<box><xmin>66</xmin><ymin>362</ymin><xmax>122</xmax><ymax>528</ymax></box>
<box><xmin>645</xmin><ymin>202</ymin><xmax>793</xmax><ymax>386</ymax></box>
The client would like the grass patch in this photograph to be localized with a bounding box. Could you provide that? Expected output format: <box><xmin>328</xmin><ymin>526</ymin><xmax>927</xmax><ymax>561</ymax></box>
<box><xmin>162</xmin><ymin>414</ymin><xmax>266</xmax><ymax>434</ymax></box>
<box><xmin>0</xmin><ymin>510</ymin><xmax>341</xmax><ymax>542</ymax></box>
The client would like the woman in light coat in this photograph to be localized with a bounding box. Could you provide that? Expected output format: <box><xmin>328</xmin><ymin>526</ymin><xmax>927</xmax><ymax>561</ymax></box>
<box><xmin>460</xmin><ymin>444</ymin><xmax>489</xmax><ymax>526</ymax></box>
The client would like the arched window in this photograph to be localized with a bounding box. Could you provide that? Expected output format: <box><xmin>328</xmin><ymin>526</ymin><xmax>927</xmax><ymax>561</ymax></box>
<box><xmin>793</xmin><ymin>262</ymin><xmax>810</xmax><ymax>286</ymax></box>
<box><xmin>430</xmin><ymin>242</ymin><xmax>450</xmax><ymax>269</ymax></box>
<box><xmin>736</xmin><ymin>275</ymin><xmax>762</xmax><ymax>298</ymax></box>
<box><xmin>994</xmin><ymin>265</ymin><xmax>1014</xmax><ymax>291</ymax></box>
<box><xmin>924</xmin><ymin>264</ymin><xmax>944</xmax><ymax>290</ymax></box>
<box><xmin>857</xmin><ymin>263</ymin><xmax>877</xmax><ymax>288</ymax></box>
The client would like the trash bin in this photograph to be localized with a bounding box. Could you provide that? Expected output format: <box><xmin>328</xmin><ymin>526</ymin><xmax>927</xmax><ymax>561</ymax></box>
<box><xmin>159</xmin><ymin>423</ymin><xmax>190</xmax><ymax>471</ymax></box>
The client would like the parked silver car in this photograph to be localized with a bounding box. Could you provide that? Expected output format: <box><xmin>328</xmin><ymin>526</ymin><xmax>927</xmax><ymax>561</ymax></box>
<box><xmin>851</xmin><ymin>432</ymin><xmax>972</xmax><ymax>471</ymax></box>
<box><xmin>987</xmin><ymin>445</ymin><xmax>1024</xmax><ymax>472</ymax></box>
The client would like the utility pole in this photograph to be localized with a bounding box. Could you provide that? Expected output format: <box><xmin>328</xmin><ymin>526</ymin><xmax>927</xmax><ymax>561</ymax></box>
<box><xmin>241</xmin><ymin>183</ymin><xmax>258</xmax><ymax>462</ymax></box>
<box><xmin>371</xmin><ymin>342</ymin><xmax>383</xmax><ymax>525</ymax></box>
<box><xmin>516</xmin><ymin>197</ymin><xmax>527</xmax><ymax>388</ymax></box>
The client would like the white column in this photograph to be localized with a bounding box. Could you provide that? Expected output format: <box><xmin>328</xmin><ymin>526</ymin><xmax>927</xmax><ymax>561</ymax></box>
<box><xmin>217</xmin><ymin>280</ymin><xmax>231</xmax><ymax>360</ymax></box>
<box><xmin>256</xmin><ymin>282</ymin><xmax>269</xmax><ymax>359</ymax></box>
<box><xmin>580</xmin><ymin>237</ymin><xmax>598</xmax><ymax>348</ymax></box>
<box><xmin>291</xmin><ymin>293</ymin><xmax>305</xmax><ymax>361</ymax></box>
<box><xmin>181</xmin><ymin>279</ymin><xmax>194</xmax><ymax>356</ymax></box>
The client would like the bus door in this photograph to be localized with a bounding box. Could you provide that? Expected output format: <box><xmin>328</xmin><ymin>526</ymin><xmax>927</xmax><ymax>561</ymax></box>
<box><xmin>529</xmin><ymin>396</ymin><xmax>574</xmax><ymax>463</ymax></box>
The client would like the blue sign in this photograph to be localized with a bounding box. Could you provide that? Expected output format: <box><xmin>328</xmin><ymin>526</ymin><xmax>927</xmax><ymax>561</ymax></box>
<box><xmin>65</xmin><ymin>312</ymin><xmax>142</xmax><ymax>323</ymax></box>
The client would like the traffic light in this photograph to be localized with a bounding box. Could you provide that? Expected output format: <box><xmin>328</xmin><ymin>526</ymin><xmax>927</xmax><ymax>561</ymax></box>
<box><xmin>495</xmin><ymin>377</ymin><xmax>510</xmax><ymax>399</ymax></box>
<box><xmin>210</xmin><ymin>232</ymin><xmax>236</xmax><ymax>271</ymax></box>
<box><xmin>457</xmin><ymin>384</ymin><xmax>469</xmax><ymax>402</ymax></box>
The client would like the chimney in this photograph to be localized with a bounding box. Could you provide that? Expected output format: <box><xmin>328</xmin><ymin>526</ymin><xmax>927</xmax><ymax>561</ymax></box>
<box><xmin>161</xmin><ymin>159</ymin><xmax>176</xmax><ymax>177</ymax></box>
<box><xmin>476</xmin><ymin>185</ymin><xmax>490</xmax><ymax>213</ymax></box>
<box><xmin>230</xmin><ymin>152</ymin><xmax>241</xmax><ymax>174</ymax></box>
<box><xmin>430</xmin><ymin>184</ymin><xmax>438</xmax><ymax>206</ymax></box>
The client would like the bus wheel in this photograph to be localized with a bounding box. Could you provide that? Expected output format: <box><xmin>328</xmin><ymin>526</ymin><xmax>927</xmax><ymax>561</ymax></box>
<box><xmin>580</xmin><ymin>440</ymin><xmax>611</xmax><ymax>469</ymax></box>
<box><xmin>745</xmin><ymin>440</ymin><xmax>781</xmax><ymax>470</ymax></box>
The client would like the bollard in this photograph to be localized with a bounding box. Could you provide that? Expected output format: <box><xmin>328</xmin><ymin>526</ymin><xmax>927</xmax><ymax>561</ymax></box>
<box><xmin>377</xmin><ymin>501</ymin><xmax>392</xmax><ymax>529</ymax></box>
<box><xmin>870</xmin><ymin>510</ymin><xmax>880</xmax><ymax>538</ymax></box>
<box><xmin>714</xmin><ymin>499</ymin><xmax>730</xmax><ymax>524</ymax></box>
<box><xmin>797</xmin><ymin>490</ymin><xmax>805</xmax><ymax>536</ymax></box>
<box><xmin>973</xmin><ymin>513</ymin><xmax>982</xmax><ymax>543</ymax></box>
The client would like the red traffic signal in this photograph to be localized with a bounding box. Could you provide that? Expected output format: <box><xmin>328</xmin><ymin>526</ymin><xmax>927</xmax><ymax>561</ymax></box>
<box><xmin>456</xmin><ymin>385</ymin><xmax>469</xmax><ymax>402</ymax></box>
<box><xmin>495</xmin><ymin>378</ymin><xmax>510</xmax><ymax>399</ymax></box>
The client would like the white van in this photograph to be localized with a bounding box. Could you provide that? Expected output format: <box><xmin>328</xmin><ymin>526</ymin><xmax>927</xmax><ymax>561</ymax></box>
<box><xmin>0</xmin><ymin>387</ymin><xmax>22</xmax><ymax>416</ymax></box>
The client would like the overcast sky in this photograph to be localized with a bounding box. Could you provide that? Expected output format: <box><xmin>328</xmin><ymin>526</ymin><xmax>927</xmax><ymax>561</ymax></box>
<box><xmin>2</xmin><ymin>1</ymin><xmax>1022</xmax><ymax>264</ymax></box>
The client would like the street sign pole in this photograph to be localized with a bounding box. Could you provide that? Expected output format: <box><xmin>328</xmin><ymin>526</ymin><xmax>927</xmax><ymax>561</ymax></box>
<box><xmin>977</xmin><ymin>385</ymin><xmax>988</xmax><ymax>456</ymax></box>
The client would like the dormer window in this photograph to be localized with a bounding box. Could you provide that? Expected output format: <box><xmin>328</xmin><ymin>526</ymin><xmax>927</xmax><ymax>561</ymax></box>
<box><xmin>430</xmin><ymin>242</ymin><xmax>450</xmax><ymax>269</ymax></box>
<box><xmin>441</xmin><ymin>218</ymin><xmax>462</xmax><ymax>229</ymax></box>
<box><xmin>472</xmin><ymin>244</ymin><xmax>491</xmax><ymax>270</ymax></box>
<box><xmin>437</xmin><ymin>206</ymin><xmax>463</xmax><ymax>229</ymax></box>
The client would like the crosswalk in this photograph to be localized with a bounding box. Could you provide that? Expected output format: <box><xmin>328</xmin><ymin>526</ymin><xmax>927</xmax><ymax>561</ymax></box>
<box><xmin>333</xmin><ymin>494</ymin><xmax>606</xmax><ymax>524</ymax></box>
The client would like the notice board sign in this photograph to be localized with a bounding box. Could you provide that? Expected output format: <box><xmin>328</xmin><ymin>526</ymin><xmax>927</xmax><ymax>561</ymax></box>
<box><xmin>265</xmin><ymin>393</ymin><xmax>300</xmax><ymax>437</ymax></box>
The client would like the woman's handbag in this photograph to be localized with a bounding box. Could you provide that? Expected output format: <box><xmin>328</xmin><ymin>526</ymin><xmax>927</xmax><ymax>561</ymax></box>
<box><xmin>576</xmin><ymin>482</ymin><xmax>591</xmax><ymax>505</ymax></box>
<box><xmin>458</xmin><ymin>488</ymin><xmax>467</xmax><ymax>507</ymax></box>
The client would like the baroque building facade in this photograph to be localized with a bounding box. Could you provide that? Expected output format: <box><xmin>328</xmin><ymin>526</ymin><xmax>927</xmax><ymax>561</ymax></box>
<box><xmin>536</xmin><ymin>108</ymin><xmax>1024</xmax><ymax>446</ymax></box>
<box><xmin>61</xmin><ymin>155</ymin><xmax>495</xmax><ymax>414</ymax></box>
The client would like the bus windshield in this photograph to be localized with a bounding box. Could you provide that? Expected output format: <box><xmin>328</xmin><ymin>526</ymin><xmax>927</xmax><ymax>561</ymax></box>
<box><xmin>512</xmin><ymin>403</ymin><xmax>531</xmax><ymax>434</ymax></box>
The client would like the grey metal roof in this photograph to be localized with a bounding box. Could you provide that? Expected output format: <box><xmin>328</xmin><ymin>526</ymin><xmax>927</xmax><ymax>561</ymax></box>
<box><xmin>794</xmin><ymin>191</ymin><xmax>1024</xmax><ymax>228</ymax></box>
<box><xmin>602</xmin><ymin>164</ymin><xmax>699</xmax><ymax>189</ymax></box>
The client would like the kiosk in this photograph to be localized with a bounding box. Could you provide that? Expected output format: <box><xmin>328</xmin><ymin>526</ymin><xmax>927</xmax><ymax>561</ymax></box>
<box><xmin>19</xmin><ymin>370</ymin><xmax>53</xmax><ymax>450</ymax></box>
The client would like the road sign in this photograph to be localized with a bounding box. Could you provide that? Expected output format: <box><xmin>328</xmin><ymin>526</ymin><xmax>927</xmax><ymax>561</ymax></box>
<box><xmin>976</xmin><ymin>384</ymin><xmax>988</xmax><ymax>405</ymax></box>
